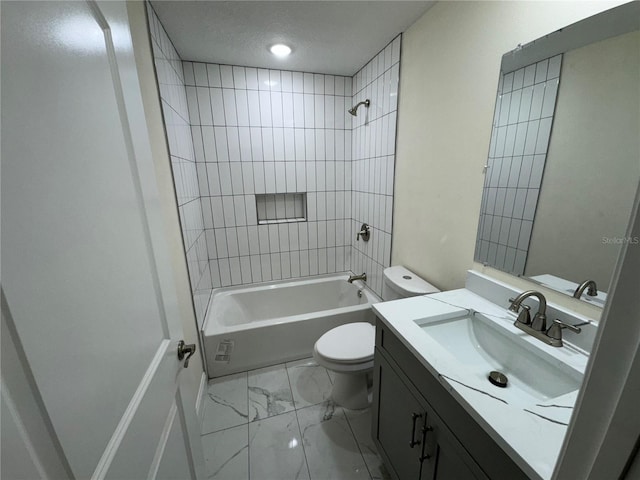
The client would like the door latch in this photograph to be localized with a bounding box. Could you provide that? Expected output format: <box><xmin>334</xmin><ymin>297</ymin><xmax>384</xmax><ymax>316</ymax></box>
<box><xmin>177</xmin><ymin>340</ymin><xmax>196</xmax><ymax>368</ymax></box>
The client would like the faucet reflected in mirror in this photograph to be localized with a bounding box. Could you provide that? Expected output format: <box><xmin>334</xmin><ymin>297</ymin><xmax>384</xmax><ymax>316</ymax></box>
<box><xmin>573</xmin><ymin>280</ymin><xmax>598</xmax><ymax>299</ymax></box>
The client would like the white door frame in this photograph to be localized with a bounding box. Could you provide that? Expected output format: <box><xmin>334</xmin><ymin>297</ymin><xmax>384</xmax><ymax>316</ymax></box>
<box><xmin>1</xmin><ymin>1</ymin><xmax>205</xmax><ymax>478</ymax></box>
<box><xmin>555</xmin><ymin>179</ymin><xmax>640</xmax><ymax>478</ymax></box>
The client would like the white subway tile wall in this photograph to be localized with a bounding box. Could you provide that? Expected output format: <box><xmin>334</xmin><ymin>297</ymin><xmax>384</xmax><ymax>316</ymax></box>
<box><xmin>476</xmin><ymin>55</ymin><xmax>562</xmax><ymax>275</ymax></box>
<box><xmin>184</xmin><ymin>60</ymin><xmax>356</xmax><ymax>302</ymax></box>
<box><xmin>147</xmin><ymin>4</ymin><xmax>212</xmax><ymax>325</ymax></box>
<box><xmin>350</xmin><ymin>35</ymin><xmax>401</xmax><ymax>295</ymax></box>
<box><xmin>150</xmin><ymin>5</ymin><xmax>401</xmax><ymax>310</ymax></box>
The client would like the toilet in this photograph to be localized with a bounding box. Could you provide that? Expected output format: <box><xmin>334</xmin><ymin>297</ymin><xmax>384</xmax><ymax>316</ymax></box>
<box><xmin>313</xmin><ymin>266</ymin><xmax>439</xmax><ymax>409</ymax></box>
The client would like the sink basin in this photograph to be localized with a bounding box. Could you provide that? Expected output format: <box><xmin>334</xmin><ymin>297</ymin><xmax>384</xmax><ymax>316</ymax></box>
<box><xmin>414</xmin><ymin>312</ymin><xmax>583</xmax><ymax>407</ymax></box>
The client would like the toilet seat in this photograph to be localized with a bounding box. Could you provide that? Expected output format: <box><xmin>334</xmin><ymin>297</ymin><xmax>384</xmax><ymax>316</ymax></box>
<box><xmin>313</xmin><ymin>322</ymin><xmax>375</xmax><ymax>408</ymax></box>
<box><xmin>314</xmin><ymin>322</ymin><xmax>375</xmax><ymax>372</ymax></box>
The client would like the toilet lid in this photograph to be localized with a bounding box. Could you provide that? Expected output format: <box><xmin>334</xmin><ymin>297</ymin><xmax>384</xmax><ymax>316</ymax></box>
<box><xmin>316</xmin><ymin>322</ymin><xmax>375</xmax><ymax>364</ymax></box>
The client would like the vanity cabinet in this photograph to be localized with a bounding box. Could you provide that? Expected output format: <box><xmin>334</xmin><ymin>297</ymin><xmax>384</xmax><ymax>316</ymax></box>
<box><xmin>375</xmin><ymin>352</ymin><xmax>486</xmax><ymax>480</ymax></box>
<box><xmin>372</xmin><ymin>319</ymin><xmax>529</xmax><ymax>480</ymax></box>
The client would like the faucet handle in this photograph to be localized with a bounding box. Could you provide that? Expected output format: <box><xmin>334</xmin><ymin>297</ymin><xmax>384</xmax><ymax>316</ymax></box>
<box><xmin>549</xmin><ymin>319</ymin><xmax>582</xmax><ymax>335</ymax></box>
<box><xmin>356</xmin><ymin>223</ymin><xmax>370</xmax><ymax>242</ymax></box>
<box><xmin>516</xmin><ymin>305</ymin><xmax>531</xmax><ymax>325</ymax></box>
<box><xmin>508</xmin><ymin>298</ymin><xmax>529</xmax><ymax>318</ymax></box>
<box><xmin>546</xmin><ymin>319</ymin><xmax>582</xmax><ymax>346</ymax></box>
<box><xmin>507</xmin><ymin>298</ymin><xmax>519</xmax><ymax>313</ymax></box>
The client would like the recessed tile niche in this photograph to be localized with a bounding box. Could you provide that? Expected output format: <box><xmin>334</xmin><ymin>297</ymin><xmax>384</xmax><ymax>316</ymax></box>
<box><xmin>256</xmin><ymin>193</ymin><xmax>307</xmax><ymax>225</ymax></box>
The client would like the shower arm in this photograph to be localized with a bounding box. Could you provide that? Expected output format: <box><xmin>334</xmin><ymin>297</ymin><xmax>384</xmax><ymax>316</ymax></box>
<box><xmin>348</xmin><ymin>99</ymin><xmax>371</xmax><ymax>116</ymax></box>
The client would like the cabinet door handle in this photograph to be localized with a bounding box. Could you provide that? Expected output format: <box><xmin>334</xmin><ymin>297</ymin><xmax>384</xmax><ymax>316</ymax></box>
<box><xmin>409</xmin><ymin>413</ymin><xmax>423</xmax><ymax>448</ymax></box>
<box><xmin>419</xmin><ymin>425</ymin><xmax>434</xmax><ymax>462</ymax></box>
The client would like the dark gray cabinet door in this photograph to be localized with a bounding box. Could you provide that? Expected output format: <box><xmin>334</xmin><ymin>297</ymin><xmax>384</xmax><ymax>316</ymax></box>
<box><xmin>420</xmin><ymin>417</ymin><xmax>488</xmax><ymax>480</ymax></box>
<box><xmin>374</xmin><ymin>348</ymin><xmax>489</xmax><ymax>480</ymax></box>
<box><xmin>374</xmin><ymin>354</ymin><xmax>426</xmax><ymax>480</ymax></box>
<box><xmin>374</xmin><ymin>321</ymin><xmax>525</xmax><ymax>480</ymax></box>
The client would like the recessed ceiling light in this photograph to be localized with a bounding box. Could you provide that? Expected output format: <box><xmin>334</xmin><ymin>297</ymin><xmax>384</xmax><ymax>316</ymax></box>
<box><xmin>270</xmin><ymin>44</ymin><xmax>292</xmax><ymax>57</ymax></box>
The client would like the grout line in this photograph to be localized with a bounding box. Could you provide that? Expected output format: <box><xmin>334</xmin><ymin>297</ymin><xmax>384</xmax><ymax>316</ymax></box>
<box><xmin>219</xmin><ymin>75</ymin><xmax>239</xmax><ymax>284</ymax></box>
<box><xmin>159</xmin><ymin>99</ymin><xmax>191</xmax><ymax>132</ymax></box>
<box><xmin>182</xmin><ymin>85</ymin><xmax>354</xmax><ymax>98</ymax></box>
<box><xmin>343</xmin><ymin>412</ymin><xmax>375</xmax><ymax>480</ymax></box>
<box><xmin>201</xmin><ymin>420</ymin><xmax>249</xmax><ymax>438</ymax></box>
<box><xmin>246</xmin><ymin>91</ymin><xmax>258</xmax><ymax>284</ymax></box>
<box><xmin>284</xmin><ymin>362</ymin><xmax>313</xmax><ymax>480</ymax></box>
<box><xmin>246</xmin><ymin>369</ymin><xmax>251</xmax><ymax>480</ymax></box>
<box><xmin>256</xmin><ymin>94</ymin><xmax>273</xmax><ymax>282</ymax></box>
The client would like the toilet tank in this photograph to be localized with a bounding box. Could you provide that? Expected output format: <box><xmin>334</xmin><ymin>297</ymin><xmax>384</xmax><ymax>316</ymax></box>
<box><xmin>382</xmin><ymin>266</ymin><xmax>440</xmax><ymax>301</ymax></box>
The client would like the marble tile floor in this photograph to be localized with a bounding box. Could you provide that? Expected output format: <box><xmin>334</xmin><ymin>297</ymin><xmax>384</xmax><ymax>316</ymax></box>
<box><xmin>200</xmin><ymin>358</ymin><xmax>391</xmax><ymax>480</ymax></box>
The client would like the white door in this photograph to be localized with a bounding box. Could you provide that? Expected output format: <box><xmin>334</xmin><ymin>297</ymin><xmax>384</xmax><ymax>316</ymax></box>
<box><xmin>1</xmin><ymin>1</ymin><xmax>205</xmax><ymax>479</ymax></box>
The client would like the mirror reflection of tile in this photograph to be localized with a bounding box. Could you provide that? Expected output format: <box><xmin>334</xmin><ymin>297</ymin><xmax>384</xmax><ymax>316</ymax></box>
<box><xmin>476</xmin><ymin>54</ymin><xmax>562</xmax><ymax>275</ymax></box>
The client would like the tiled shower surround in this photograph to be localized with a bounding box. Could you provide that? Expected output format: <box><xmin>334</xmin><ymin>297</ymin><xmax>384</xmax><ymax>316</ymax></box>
<box><xmin>351</xmin><ymin>40</ymin><xmax>401</xmax><ymax>295</ymax></box>
<box><xmin>183</xmin><ymin>62</ymin><xmax>355</xmax><ymax>304</ymax></box>
<box><xmin>147</xmin><ymin>4</ymin><xmax>211</xmax><ymax>324</ymax></box>
<box><xmin>149</xmin><ymin>5</ymin><xmax>401</xmax><ymax>324</ymax></box>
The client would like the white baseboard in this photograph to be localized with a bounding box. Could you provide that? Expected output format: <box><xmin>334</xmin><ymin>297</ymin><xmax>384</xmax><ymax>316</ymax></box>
<box><xmin>195</xmin><ymin>372</ymin><xmax>207</xmax><ymax>423</ymax></box>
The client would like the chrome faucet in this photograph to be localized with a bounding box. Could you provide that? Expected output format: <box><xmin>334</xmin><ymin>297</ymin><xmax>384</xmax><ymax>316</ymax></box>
<box><xmin>348</xmin><ymin>273</ymin><xmax>367</xmax><ymax>283</ymax></box>
<box><xmin>509</xmin><ymin>290</ymin><xmax>547</xmax><ymax>331</ymax></box>
<box><xmin>573</xmin><ymin>280</ymin><xmax>598</xmax><ymax>299</ymax></box>
<box><xmin>508</xmin><ymin>290</ymin><xmax>583</xmax><ymax>347</ymax></box>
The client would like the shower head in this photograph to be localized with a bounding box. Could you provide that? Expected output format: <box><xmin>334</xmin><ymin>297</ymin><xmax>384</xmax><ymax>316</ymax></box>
<box><xmin>348</xmin><ymin>99</ymin><xmax>370</xmax><ymax>116</ymax></box>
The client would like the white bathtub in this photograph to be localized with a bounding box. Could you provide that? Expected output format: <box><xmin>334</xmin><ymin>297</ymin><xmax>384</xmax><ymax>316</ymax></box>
<box><xmin>202</xmin><ymin>273</ymin><xmax>381</xmax><ymax>378</ymax></box>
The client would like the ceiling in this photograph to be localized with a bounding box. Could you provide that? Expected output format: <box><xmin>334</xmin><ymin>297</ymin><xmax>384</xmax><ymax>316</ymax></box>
<box><xmin>150</xmin><ymin>1</ymin><xmax>435</xmax><ymax>76</ymax></box>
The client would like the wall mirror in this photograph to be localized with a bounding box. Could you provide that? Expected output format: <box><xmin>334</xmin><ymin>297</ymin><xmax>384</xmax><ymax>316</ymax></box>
<box><xmin>475</xmin><ymin>2</ymin><xmax>640</xmax><ymax>309</ymax></box>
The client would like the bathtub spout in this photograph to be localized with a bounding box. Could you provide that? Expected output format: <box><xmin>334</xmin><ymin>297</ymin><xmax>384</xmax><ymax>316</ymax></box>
<box><xmin>348</xmin><ymin>273</ymin><xmax>367</xmax><ymax>283</ymax></box>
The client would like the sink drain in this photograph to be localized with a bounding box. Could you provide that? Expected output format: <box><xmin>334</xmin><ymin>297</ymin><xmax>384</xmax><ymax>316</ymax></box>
<box><xmin>488</xmin><ymin>371</ymin><xmax>508</xmax><ymax>388</ymax></box>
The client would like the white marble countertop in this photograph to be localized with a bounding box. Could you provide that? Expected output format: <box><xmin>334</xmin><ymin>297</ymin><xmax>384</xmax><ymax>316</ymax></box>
<box><xmin>372</xmin><ymin>288</ymin><xmax>590</xmax><ymax>480</ymax></box>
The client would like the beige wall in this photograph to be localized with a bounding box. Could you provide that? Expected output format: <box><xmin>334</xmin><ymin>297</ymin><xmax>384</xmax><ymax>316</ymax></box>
<box><xmin>126</xmin><ymin>3</ymin><xmax>205</xmax><ymax>398</ymax></box>
<box><xmin>393</xmin><ymin>1</ymin><xmax>627</xmax><ymax>296</ymax></box>
<box><xmin>526</xmin><ymin>30</ymin><xmax>640</xmax><ymax>289</ymax></box>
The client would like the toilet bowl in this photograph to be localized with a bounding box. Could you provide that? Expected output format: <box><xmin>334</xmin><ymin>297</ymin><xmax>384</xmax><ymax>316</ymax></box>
<box><xmin>313</xmin><ymin>322</ymin><xmax>375</xmax><ymax>410</ymax></box>
<box><xmin>313</xmin><ymin>267</ymin><xmax>439</xmax><ymax>409</ymax></box>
